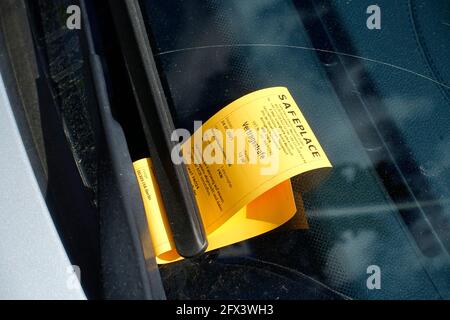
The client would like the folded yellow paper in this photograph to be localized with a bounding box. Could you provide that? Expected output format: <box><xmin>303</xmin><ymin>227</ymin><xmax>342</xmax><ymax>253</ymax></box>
<box><xmin>134</xmin><ymin>87</ymin><xmax>332</xmax><ymax>264</ymax></box>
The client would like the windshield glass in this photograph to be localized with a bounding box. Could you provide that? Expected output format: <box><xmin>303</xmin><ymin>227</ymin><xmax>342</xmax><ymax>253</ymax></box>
<box><xmin>139</xmin><ymin>0</ymin><xmax>450</xmax><ymax>299</ymax></box>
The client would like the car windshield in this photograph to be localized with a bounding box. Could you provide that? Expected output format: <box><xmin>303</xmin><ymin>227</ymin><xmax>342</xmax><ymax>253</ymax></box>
<box><xmin>139</xmin><ymin>0</ymin><xmax>450</xmax><ymax>299</ymax></box>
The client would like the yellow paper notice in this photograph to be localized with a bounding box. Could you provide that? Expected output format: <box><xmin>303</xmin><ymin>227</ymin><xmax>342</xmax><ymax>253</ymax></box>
<box><xmin>134</xmin><ymin>87</ymin><xmax>332</xmax><ymax>264</ymax></box>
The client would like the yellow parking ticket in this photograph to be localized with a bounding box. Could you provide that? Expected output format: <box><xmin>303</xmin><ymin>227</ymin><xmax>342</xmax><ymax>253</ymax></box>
<box><xmin>134</xmin><ymin>87</ymin><xmax>332</xmax><ymax>264</ymax></box>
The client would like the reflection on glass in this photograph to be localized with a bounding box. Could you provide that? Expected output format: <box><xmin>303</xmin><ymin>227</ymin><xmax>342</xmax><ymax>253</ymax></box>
<box><xmin>140</xmin><ymin>0</ymin><xmax>450</xmax><ymax>299</ymax></box>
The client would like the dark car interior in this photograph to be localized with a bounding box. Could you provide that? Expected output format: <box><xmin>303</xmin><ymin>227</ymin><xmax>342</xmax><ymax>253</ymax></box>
<box><xmin>1</xmin><ymin>0</ymin><xmax>449</xmax><ymax>299</ymax></box>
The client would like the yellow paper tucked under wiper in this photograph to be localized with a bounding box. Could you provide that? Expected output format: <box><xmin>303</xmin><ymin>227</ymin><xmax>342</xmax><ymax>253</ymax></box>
<box><xmin>134</xmin><ymin>87</ymin><xmax>332</xmax><ymax>264</ymax></box>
